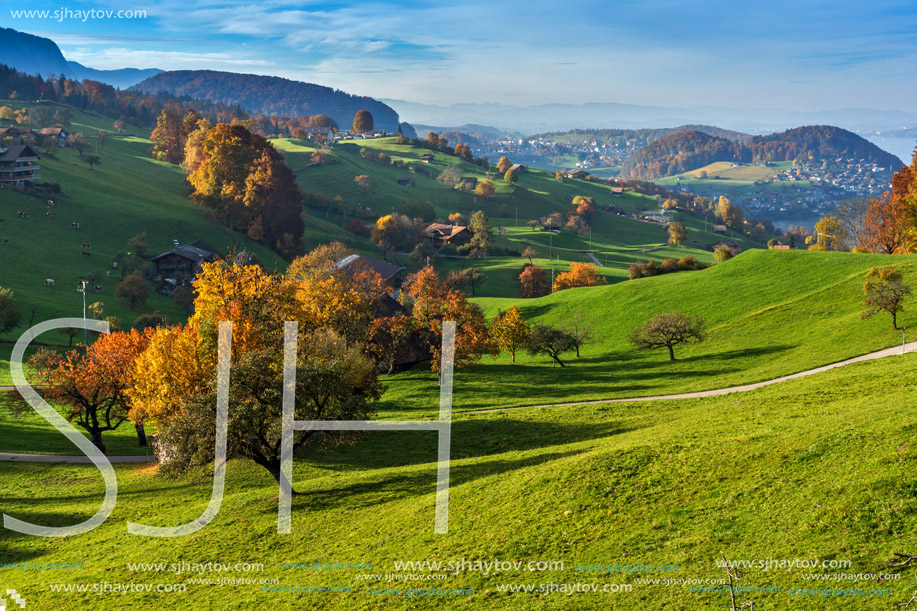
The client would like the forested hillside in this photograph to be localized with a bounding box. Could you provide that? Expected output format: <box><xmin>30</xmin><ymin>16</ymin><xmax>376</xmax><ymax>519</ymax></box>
<box><xmin>625</xmin><ymin>125</ymin><xmax>904</xmax><ymax>179</ymax></box>
<box><xmin>133</xmin><ymin>70</ymin><xmax>401</xmax><ymax>132</ymax></box>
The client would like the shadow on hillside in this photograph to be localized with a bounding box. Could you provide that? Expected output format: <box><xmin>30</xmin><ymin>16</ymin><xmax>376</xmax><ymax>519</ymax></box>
<box><xmin>284</xmin><ymin>448</ymin><xmax>586</xmax><ymax>515</ymax></box>
<box><xmin>295</xmin><ymin>417</ymin><xmax>634</xmax><ymax>471</ymax></box>
<box><xmin>0</xmin><ymin>539</ymin><xmax>47</xmax><ymax>565</ymax></box>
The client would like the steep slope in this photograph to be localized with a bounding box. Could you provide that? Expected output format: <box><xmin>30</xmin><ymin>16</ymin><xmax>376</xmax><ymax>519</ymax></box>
<box><xmin>133</xmin><ymin>70</ymin><xmax>401</xmax><ymax>132</ymax></box>
<box><xmin>0</xmin><ymin>27</ymin><xmax>160</xmax><ymax>88</ymax></box>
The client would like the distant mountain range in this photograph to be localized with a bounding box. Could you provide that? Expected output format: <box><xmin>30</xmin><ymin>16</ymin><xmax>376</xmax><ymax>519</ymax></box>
<box><xmin>624</xmin><ymin>126</ymin><xmax>903</xmax><ymax>179</ymax></box>
<box><xmin>0</xmin><ymin>27</ymin><xmax>161</xmax><ymax>89</ymax></box>
<box><xmin>132</xmin><ymin>71</ymin><xmax>401</xmax><ymax>132</ymax></box>
<box><xmin>382</xmin><ymin>98</ymin><xmax>917</xmax><ymax>159</ymax></box>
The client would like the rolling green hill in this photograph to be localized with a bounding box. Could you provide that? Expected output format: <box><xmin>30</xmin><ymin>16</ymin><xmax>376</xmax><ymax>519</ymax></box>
<box><xmin>0</xmin><ymin>102</ymin><xmax>283</xmax><ymax>352</ymax></box>
<box><xmin>381</xmin><ymin>249</ymin><xmax>917</xmax><ymax>414</ymax></box>
<box><xmin>279</xmin><ymin>136</ymin><xmax>762</xmax><ymax>296</ymax></box>
<box><xmin>1</xmin><ymin>335</ymin><xmax>916</xmax><ymax>610</ymax></box>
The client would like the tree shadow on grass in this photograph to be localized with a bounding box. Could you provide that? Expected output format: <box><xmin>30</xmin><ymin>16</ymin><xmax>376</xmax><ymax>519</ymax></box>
<box><xmin>285</xmin><ymin>448</ymin><xmax>586</xmax><ymax>515</ymax></box>
<box><xmin>294</xmin><ymin>416</ymin><xmax>635</xmax><ymax>472</ymax></box>
<box><xmin>388</xmin><ymin>343</ymin><xmax>799</xmax><ymax>412</ymax></box>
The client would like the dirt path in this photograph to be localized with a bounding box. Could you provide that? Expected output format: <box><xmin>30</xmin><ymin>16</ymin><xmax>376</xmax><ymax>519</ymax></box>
<box><xmin>2</xmin><ymin>340</ymin><xmax>913</xmax><ymax>461</ymax></box>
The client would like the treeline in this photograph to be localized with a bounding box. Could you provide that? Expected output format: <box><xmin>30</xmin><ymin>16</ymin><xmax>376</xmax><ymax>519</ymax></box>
<box><xmin>0</xmin><ymin>63</ymin><xmax>249</xmax><ymax>129</ymax></box>
<box><xmin>0</xmin><ymin>63</ymin><xmax>340</xmax><ymax>138</ymax></box>
<box><xmin>132</xmin><ymin>70</ymin><xmax>400</xmax><ymax>132</ymax></box>
<box><xmin>625</xmin><ymin>126</ymin><xmax>903</xmax><ymax>179</ymax></box>
<box><xmin>398</xmin><ymin>131</ymin><xmax>489</xmax><ymax>167</ymax></box>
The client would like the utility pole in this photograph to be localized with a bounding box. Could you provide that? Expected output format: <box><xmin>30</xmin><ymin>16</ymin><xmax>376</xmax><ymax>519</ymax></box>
<box><xmin>78</xmin><ymin>280</ymin><xmax>89</xmax><ymax>346</ymax></box>
<box><xmin>904</xmin><ymin>327</ymin><xmax>907</xmax><ymax>355</ymax></box>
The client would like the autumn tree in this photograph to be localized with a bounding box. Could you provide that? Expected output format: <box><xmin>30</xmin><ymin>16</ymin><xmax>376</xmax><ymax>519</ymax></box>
<box><xmin>0</xmin><ymin>287</ymin><xmax>21</xmax><ymax>335</ymax></box>
<box><xmin>504</xmin><ymin>169</ymin><xmax>518</xmax><ymax>183</ymax></box>
<box><xmin>555</xmin><ymin>170</ymin><xmax>564</xmax><ymax>182</ymax></box>
<box><xmin>448</xmin><ymin>212</ymin><xmax>466</xmax><ymax>225</ymax></box>
<box><xmin>469</xmin><ymin>210</ymin><xmax>494</xmax><ymax>251</ymax></box>
<box><xmin>489</xmin><ymin>306</ymin><xmax>530</xmax><ymax>362</ymax></box>
<box><xmin>716</xmin><ymin>196</ymin><xmax>744</xmax><ymax>231</ymax></box>
<box><xmin>630</xmin><ymin>312</ymin><xmax>705</xmax><ymax>361</ymax></box>
<box><xmin>115</xmin><ymin>273</ymin><xmax>150</xmax><ymax>310</ymax></box>
<box><xmin>667</xmin><ymin>221</ymin><xmax>687</xmax><ymax>246</ymax></box>
<box><xmin>519</xmin><ymin>264</ymin><xmax>550</xmax><ymax>298</ymax></box>
<box><xmin>113</xmin><ymin>119</ymin><xmax>124</xmax><ymax>134</ymax></box>
<box><xmin>446</xmin><ymin>267</ymin><xmax>485</xmax><ymax>295</ymax></box>
<box><xmin>497</xmin><ymin>156</ymin><xmax>512</xmax><ymax>173</ymax></box>
<box><xmin>475</xmin><ymin>179</ymin><xmax>495</xmax><ymax>199</ymax></box>
<box><xmin>353</xmin><ymin>109</ymin><xmax>374</xmax><ymax>133</ymax></box>
<box><xmin>404</xmin><ymin>266</ymin><xmax>493</xmax><ymax>371</ymax></box>
<box><xmin>553</xmin><ymin>262</ymin><xmax>605</xmax><ymax>292</ymax></box>
<box><xmin>561</xmin><ymin>311</ymin><xmax>593</xmax><ymax>357</ymax></box>
<box><xmin>150</xmin><ymin>108</ymin><xmax>185</xmax><ymax>164</ymax></box>
<box><xmin>812</xmin><ymin>215</ymin><xmax>848</xmax><ymax>251</ymax></box>
<box><xmin>861</xmin><ymin>161</ymin><xmax>914</xmax><ymax>254</ymax></box>
<box><xmin>186</xmin><ymin>123</ymin><xmax>303</xmax><ymax>253</ymax></box>
<box><xmin>354</xmin><ymin>174</ymin><xmax>372</xmax><ymax>193</ymax></box>
<box><xmin>713</xmin><ymin>246</ymin><xmax>734</xmax><ymax>262</ymax></box>
<box><xmin>438</xmin><ymin>165</ymin><xmax>463</xmax><ymax>187</ymax></box>
<box><xmin>521</xmin><ymin>246</ymin><xmax>538</xmax><ymax>264</ymax></box>
<box><xmin>30</xmin><ymin>329</ymin><xmax>151</xmax><ymax>452</ymax></box>
<box><xmin>526</xmin><ymin>324</ymin><xmax>576</xmax><ymax>367</ymax></box>
<box><xmin>861</xmin><ymin>266</ymin><xmax>911</xmax><ymax>329</ymax></box>
<box><xmin>371</xmin><ymin>213</ymin><xmax>419</xmax><ymax>256</ymax></box>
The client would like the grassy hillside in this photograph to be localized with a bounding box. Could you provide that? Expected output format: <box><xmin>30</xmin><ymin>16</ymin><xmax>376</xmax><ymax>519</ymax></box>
<box><xmin>655</xmin><ymin>160</ymin><xmax>800</xmax><ymax>197</ymax></box>
<box><xmin>380</xmin><ymin>249</ymin><xmax>917</xmax><ymax>413</ymax></box>
<box><xmin>0</xmin><ymin>102</ymin><xmax>283</xmax><ymax>351</ymax></box>
<box><xmin>277</xmin><ymin>136</ymin><xmax>761</xmax><ymax>297</ymax></box>
<box><xmin>1</xmin><ymin>348</ymin><xmax>916</xmax><ymax>609</ymax></box>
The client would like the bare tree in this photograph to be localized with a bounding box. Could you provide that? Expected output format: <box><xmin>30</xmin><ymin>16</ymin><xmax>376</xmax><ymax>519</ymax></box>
<box><xmin>836</xmin><ymin>197</ymin><xmax>870</xmax><ymax>250</ymax></box>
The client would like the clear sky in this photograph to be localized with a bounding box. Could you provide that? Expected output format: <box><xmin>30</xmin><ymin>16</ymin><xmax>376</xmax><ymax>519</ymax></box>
<box><xmin>8</xmin><ymin>0</ymin><xmax>917</xmax><ymax>111</ymax></box>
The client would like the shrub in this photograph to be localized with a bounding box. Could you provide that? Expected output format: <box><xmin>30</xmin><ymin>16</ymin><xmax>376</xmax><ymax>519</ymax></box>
<box><xmin>343</xmin><ymin>219</ymin><xmax>370</xmax><ymax>238</ymax></box>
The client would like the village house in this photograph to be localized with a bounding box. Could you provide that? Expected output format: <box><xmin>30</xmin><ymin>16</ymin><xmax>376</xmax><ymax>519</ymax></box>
<box><xmin>566</xmin><ymin>169</ymin><xmax>588</xmax><ymax>180</ymax></box>
<box><xmin>610</xmin><ymin>187</ymin><xmax>624</xmax><ymax>196</ymax></box>
<box><xmin>337</xmin><ymin>253</ymin><xmax>406</xmax><ymax>290</ymax></box>
<box><xmin>420</xmin><ymin>223</ymin><xmax>473</xmax><ymax>247</ymax></box>
<box><xmin>0</xmin><ymin>142</ymin><xmax>40</xmax><ymax>188</ymax></box>
<box><xmin>712</xmin><ymin>225</ymin><xmax>728</xmax><ymax>234</ymax></box>
<box><xmin>37</xmin><ymin>127</ymin><xmax>70</xmax><ymax>146</ymax></box>
<box><xmin>151</xmin><ymin>240</ymin><xmax>219</xmax><ymax>280</ymax></box>
<box><xmin>420</xmin><ymin>153</ymin><xmax>435</xmax><ymax>164</ymax></box>
<box><xmin>509</xmin><ymin>163</ymin><xmax>525</xmax><ymax>174</ymax></box>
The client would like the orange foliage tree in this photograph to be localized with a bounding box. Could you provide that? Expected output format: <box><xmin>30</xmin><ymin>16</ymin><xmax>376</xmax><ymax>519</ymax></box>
<box><xmin>30</xmin><ymin>329</ymin><xmax>152</xmax><ymax>453</ymax></box>
<box><xmin>553</xmin><ymin>262</ymin><xmax>606</xmax><ymax>292</ymax></box>
<box><xmin>404</xmin><ymin>266</ymin><xmax>494</xmax><ymax>371</ymax></box>
<box><xmin>862</xmin><ymin>160</ymin><xmax>914</xmax><ymax>254</ymax></box>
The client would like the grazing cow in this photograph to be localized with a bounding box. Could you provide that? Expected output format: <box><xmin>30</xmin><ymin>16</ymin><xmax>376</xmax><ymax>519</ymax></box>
<box><xmin>44</xmin><ymin>279</ymin><xmax>54</xmax><ymax>287</ymax></box>
<box><xmin>81</xmin><ymin>250</ymin><xmax>91</xmax><ymax>258</ymax></box>
<box><xmin>81</xmin><ymin>243</ymin><xmax>92</xmax><ymax>249</ymax></box>
<box><xmin>2</xmin><ymin>239</ymin><xmax>8</xmax><ymax>245</ymax></box>
<box><xmin>47</xmin><ymin>210</ymin><xmax>54</xmax><ymax>218</ymax></box>
<box><xmin>94</xmin><ymin>285</ymin><xmax>103</xmax><ymax>293</ymax></box>
<box><xmin>106</xmin><ymin>270</ymin><xmax>111</xmax><ymax>278</ymax></box>
<box><xmin>70</xmin><ymin>222</ymin><xmax>80</xmax><ymax>229</ymax></box>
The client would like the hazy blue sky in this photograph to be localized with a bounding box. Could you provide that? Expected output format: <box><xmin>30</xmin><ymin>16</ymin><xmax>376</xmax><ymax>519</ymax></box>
<box><xmin>9</xmin><ymin>0</ymin><xmax>917</xmax><ymax>110</ymax></box>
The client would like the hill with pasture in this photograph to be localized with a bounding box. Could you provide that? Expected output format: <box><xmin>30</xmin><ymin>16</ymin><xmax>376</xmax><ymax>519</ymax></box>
<box><xmin>5</xmin><ymin>249</ymin><xmax>917</xmax><ymax>610</ymax></box>
<box><xmin>626</xmin><ymin>125</ymin><xmax>904</xmax><ymax>179</ymax></box>
<box><xmin>0</xmin><ymin>102</ymin><xmax>283</xmax><ymax>357</ymax></box>
<box><xmin>133</xmin><ymin>70</ymin><xmax>402</xmax><ymax>132</ymax></box>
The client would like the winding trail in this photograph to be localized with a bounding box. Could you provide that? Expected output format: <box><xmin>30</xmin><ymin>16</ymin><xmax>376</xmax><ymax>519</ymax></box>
<box><xmin>1</xmin><ymin>340</ymin><xmax>913</xmax><ymax>462</ymax></box>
